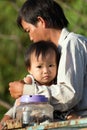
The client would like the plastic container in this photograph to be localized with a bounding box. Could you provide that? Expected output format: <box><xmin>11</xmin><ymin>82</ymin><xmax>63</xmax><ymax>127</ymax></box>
<box><xmin>16</xmin><ymin>95</ymin><xmax>53</xmax><ymax>126</ymax></box>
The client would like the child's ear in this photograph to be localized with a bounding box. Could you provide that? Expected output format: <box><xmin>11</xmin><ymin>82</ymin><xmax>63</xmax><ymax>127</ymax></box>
<box><xmin>27</xmin><ymin>67</ymin><xmax>32</xmax><ymax>74</ymax></box>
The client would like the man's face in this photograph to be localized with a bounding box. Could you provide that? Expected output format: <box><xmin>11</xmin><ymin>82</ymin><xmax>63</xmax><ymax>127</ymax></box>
<box><xmin>21</xmin><ymin>19</ymin><xmax>49</xmax><ymax>42</ymax></box>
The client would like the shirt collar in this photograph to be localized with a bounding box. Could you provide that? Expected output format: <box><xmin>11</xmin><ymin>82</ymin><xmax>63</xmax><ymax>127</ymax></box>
<box><xmin>58</xmin><ymin>28</ymin><xmax>70</xmax><ymax>45</ymax></box>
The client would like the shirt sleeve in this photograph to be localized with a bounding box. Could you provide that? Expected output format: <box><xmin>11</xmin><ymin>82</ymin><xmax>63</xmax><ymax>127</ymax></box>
<box><xmin>4</xmin><ymin>99</ymin><xmax>19</xmax><ymax>118</ymax></box>
<box><xmin>5</xmin><ymin>107</ymin><xmax>14</xmax><ymax>118</ymax></box>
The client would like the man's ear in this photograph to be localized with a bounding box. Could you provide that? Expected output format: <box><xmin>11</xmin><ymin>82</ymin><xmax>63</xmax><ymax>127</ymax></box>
<box><xmin>37</xmin><ymin>16</ymin><xmax>46</xmax><ymax>28</ymax></box>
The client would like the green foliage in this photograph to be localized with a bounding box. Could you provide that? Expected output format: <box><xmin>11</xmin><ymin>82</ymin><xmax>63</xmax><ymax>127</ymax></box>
<box><xmin>0</xmin><ymin>1</ymin><xmax>29</xmax><ymax>105</ymax></box>
<box><xmin>62</xmin><ymin>0</ymin><xmax>87</xmax><ymax>35</ymax></box>
<box><xmin>0</xmin><ymin>107</ymin><xmax>7</xmax><ymax>119</ymax></box>
<box><xmin>0</xmin><ymin>0</ymin><xmax>87</xmax><ymax>119</ymax></box>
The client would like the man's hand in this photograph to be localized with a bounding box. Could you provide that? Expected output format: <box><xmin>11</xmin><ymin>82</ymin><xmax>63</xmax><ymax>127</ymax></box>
<box><xmin>9</xmin><ymin>81</ymin><xmax>24</xmax><ymax>99</ymax></box>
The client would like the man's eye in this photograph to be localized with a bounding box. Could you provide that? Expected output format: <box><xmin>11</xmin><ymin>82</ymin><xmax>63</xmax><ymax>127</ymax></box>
<box><xmin>26</xmin><ymin>29</ymin><xmax>30</xmax><ymax>33</ymax></box>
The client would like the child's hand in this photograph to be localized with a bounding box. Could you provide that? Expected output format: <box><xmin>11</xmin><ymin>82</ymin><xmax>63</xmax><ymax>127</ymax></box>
<box><xmin>0</xmin><ymin>122</ymin><xmax>4</xmax><ymax>130</ymax></box>
<box><xmin>67</xmin><ymin>114</ymin><xmax>81</xmax><ymax>120</ymax></box>
<box><xmin>0</xmin><ymin>115</ymin><xmax>11</xmax><ymax>129</ymax></box>
<box><xmin>23</xmin><ymin>76</ymin><xmax>32</xmax><ymax>84</ymax></box>
<box><xmin>15</xmin><ymin>97</ymin><xmax>21</xmax><ymax>106</ymax></box>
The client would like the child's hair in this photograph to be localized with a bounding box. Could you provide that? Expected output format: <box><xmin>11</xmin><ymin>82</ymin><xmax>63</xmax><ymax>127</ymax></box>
<box><xmin>24</xmin><ymin>40</ymin><xmax>60</xmax><ymax>69</ymax></box>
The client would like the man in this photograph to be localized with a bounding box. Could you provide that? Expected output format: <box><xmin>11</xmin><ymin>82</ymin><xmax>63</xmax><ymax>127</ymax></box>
<box><xmin>9</xmin><ymin>0</ymin><xmax>87</xmax><ymax>118</ymax></box>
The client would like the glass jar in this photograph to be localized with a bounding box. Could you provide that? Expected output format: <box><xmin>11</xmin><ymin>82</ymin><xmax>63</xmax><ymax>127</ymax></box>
<box><xmin>16</xmin><ymin>95</ymin><xmax>53</xmax><ymax>126</ymax></box>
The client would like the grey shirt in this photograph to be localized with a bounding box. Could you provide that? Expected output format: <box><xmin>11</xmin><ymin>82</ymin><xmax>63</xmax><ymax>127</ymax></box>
<box><xmin>23</xmin><ymin>28</ymin><xmax>87</xmax><ymax>116</ymax></box>
<box><xmin>5</xmin><ymin>28</ymin><xmax>87</xmax><ymax>117</ymax></box>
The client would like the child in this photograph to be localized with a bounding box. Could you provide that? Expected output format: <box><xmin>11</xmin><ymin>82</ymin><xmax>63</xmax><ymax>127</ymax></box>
<box><xmin>0</xmin><ymin>40</ymin><xmax>60</xmax><ymax>128</ymax></box>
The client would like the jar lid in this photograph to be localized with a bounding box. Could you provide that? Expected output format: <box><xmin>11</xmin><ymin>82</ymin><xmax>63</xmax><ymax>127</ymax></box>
<box><xmin>20</xmin><ymin>95</ymin><xmax>48</xmax><ymax>103</ymax></box>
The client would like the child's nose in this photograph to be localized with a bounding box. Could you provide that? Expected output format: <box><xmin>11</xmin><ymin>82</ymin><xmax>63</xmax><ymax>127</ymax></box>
<box><xmin>43</xmin><ymin>67</ymin><xmax>49</xmax><ymax>73</ymax></box>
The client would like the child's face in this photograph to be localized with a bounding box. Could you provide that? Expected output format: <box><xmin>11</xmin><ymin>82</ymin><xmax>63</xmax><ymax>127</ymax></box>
<box><xmin>28</xmin><ymin>51</ymin><xmax>57</xmax><ymax>86</ymax></box>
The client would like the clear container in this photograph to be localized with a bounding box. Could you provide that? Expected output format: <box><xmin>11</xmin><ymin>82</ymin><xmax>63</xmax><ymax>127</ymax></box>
<box><xmin>16</xmin><ymin>95</ymin><xmax>53</xmax><ymax>126</ymax></box>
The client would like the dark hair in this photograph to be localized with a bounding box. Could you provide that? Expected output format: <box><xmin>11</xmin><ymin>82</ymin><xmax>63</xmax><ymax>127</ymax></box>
<box><xmin>17</xmin><ymin>0</ymin><xmax>68</xmax><ymax>30</ymax></box>
<box><xmin>24</xmin><ymin>41</ymin><xmax>60</xmax><ymax>69</ymax></box>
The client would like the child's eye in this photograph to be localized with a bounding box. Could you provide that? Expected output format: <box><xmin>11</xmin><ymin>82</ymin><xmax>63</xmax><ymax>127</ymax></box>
<box><xmin>37</xmin><ymin>66</ymin><xmax>42</xmax><ymax>68</ymax></box>
<box><xmin>49</xmin><ymin>64</ymin><xmax>55</xmax><ymax>67</ymax></box>
<box><xmin>49</xmin><ymin>64</ymin><xmax>53</xmax><ymax>67</ymax></box>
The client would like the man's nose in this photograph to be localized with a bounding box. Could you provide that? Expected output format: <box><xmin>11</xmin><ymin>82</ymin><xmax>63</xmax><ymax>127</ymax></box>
<box><xmin>29</xmin><ymin>36</ymin><xmax>32</xmax><ymax>41</ymax></box>
<box><xmin>28</xmin><ymin>34</ymin><xmax>33</xmax><ymax>41</ymax></box>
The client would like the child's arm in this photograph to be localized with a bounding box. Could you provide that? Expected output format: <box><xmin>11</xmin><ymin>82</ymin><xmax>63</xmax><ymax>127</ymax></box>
<box><xmin>0</xmin><ymin>99</ymin><xmax>19</xmax><ymax>129</ymax></box>
<box><xmin>23</xmin><ymin>74</ymin><xmax>35</xmax><ymax>85</ymax></box>
<box><xmin>23</xmin><ymin>75</ymin><xmax>32</xmax><ymax>84</ymax></box>
<box><xmin>0</xmin><ymin>115</ymin><xmax>11</xmax><ymax>129</ymax></box>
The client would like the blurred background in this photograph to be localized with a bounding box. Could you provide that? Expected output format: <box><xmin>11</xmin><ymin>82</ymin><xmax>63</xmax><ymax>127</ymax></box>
<box><xmin>0</xmin><ymin>0</ymin><xmax>87</xmax><ymax>119</ymax></box>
